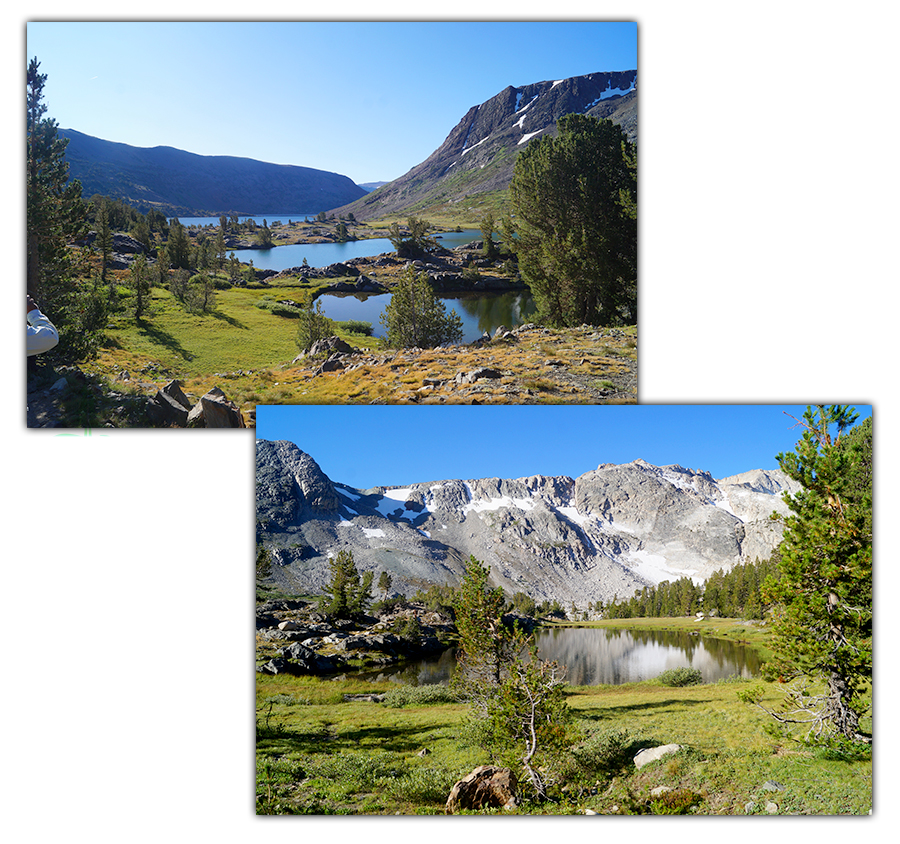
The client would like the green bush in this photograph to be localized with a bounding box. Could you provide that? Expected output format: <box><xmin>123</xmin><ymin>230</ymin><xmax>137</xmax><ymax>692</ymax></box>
<box><xmin>656</xmin><ymin>667</ymin><xmax>703</xmax><ymax>687</ymax></box>
<box><xmin>569</xmin><ymin>727</ymin><xmax>634</xmax><ymax>778</ymax></box>
<box><xmin>335</xmin><ymin>319</ymin><xmax>373</xmax><ymax>336</ymax></box>
<box><xmin>270</xmin><ymin>302</ymin><xmax>301</xmax><ymax>318</ymax></box>
<box><xmin>381</xmin><ymin>684</ymin><xmax>460</xmax><ymax>708</ymax></box>
<box><xmin>391</xmin><ymin>614</ymin><xmax>423</xmax><ymax>642</ymax></box>
<box><xmin>649</xmin><ymin>787</ymin><xmax>702</xmax><ymax>814</ymax></box>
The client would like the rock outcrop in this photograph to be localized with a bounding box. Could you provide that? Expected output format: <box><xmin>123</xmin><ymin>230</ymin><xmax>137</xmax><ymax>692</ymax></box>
<box><xmin>147</xmin><ymin>381</ymin><xmax>245</xmax><ymax>428</ymax></box>
<box><xmin>255</xmin><ymin>597</ymin><xmax>454</xmax><ymax>677</ymax></box>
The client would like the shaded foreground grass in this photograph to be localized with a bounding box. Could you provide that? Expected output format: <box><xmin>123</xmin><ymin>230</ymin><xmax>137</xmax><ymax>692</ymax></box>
<box><xmin>255</xmin><ymin>668</ymin><xmax>872</xmax><ymax>815</ymax></box>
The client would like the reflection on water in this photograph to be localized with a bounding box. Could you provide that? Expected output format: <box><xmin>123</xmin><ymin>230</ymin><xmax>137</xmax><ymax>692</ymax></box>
<box><xmin>337</xmin><ymin>646</ymin><xmax>457</xmax><ymax>686</ymax></box>
<box><xmin>317</xmin><ymin>290</ymin><xmax>535</xmax><ymax>345</ymax></box>
<box><xmin>535</xmin><ymin>627</ymin><xmax>762</xmax><ymax>685</ymax></box>
<box><xmin>336</xmin><ymin>626</ymin><xmax>760</xmax><ymax>686</ymax></box>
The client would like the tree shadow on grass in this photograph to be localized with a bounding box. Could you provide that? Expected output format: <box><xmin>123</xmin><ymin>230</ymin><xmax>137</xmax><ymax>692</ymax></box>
<box><xmin>577</xmin><ymin>697</ymin><xmax>706</xmax><ymax>724</ymax></box>
<box><xmin>211</xmin><ymin>310</ymin><xmax>248</xmax><ymax>329</ymax></box>
<box><xmin>135</xmin><ymin>322</ymin><xmax>194</xmax><ymax>361</ymax></box>
<box><xmin>257</xmin><ymin>718</ymin><xmax>441</xmax><ymax>757</ymax></box>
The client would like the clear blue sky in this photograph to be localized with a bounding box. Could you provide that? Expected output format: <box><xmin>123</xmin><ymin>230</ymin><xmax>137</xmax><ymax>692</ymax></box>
<box><xmin>255</xmin><ymin>404</ymin><xmax>872</xmax><ymax>489</ymax></box>
<box><xmin>25</xmin><ymin>20</ymin><xmax>637</xmax><ymax>185</ymax></box>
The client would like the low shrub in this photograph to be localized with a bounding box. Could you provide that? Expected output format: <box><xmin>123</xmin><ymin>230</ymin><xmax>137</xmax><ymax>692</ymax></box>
<box><xmin>656</xmin><ymin>667</ymin><xmax>703</xmax><ymax>687</ymax></box>
<box><xmin>381</xmin><ymin>684</ymin><xmax>460</xmax><ymax>708</ymax></box>
<box><xmin>271</xmin><ymin>303</ymin><xmax>301</xmax><ymax>318</ymax></box>
<box><xmin>336</xmin><ymin>319</ymin><xmax>373</xmax><ymax>336</ymax></box>
<box><xmin>649</xmin><ymin>787</ymin><xmax>703</xmax><ymax>814</ymax></box>
<box><xmin>391</xmin><ymin>614</ymin><xmax>423</xmax><ymax>642</ymax></box>
<box><xmin>569</xmin><ymin>726</ymin><xmax>635</xmax><ymax>778</ymax></box>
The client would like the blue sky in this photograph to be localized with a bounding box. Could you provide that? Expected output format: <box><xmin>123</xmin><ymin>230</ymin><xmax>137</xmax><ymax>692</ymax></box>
<box><xmin>25</xmin><ymin>20</ymin><xmax>637</xmax><ymax>185</ymax></box>
<box><xmin>255</xmin><ymin>404</ymin><xmax>873</xmax><ymax>489</ymax></box>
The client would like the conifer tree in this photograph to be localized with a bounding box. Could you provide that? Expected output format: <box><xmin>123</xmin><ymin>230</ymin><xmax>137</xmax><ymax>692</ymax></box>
<box><xmin>761</xmin><ymin>406</ymin><xmax>872</xmax><ymax>742</ymax></box>
<box><xmin>453</xmin><ymin>556</ymin><xmax>508</xmax><ymax>687</ymax></box>
<box><xmin>129</xmin><ymin>254</ymin><xmax>151</xmax><ymax>320</ymax></box>
<box><xmin>377</xmin><ymin>570</ymin><xmax>393</xmax><ymax>599</ymax></box>
<box><xmin>452</xmin><ymin>555</ymin><xmax>574</xmax><ymax>801</ymax></box>
<box><xmin>379</xmin><ymin>266</ymin><xmax>463</xmax><ymax>349</ymax></box>
<box><xmin>27</xmin><ymin>57</ymin><xmax>102</xmax><ymax>360</ymax></box>
<box><xmin>319</xmin><ymin>550</ymin><xmax>372</xmax><ymax>619</ymax></box>
<box><xmin>509</xmin><ymin>114</ymin><xmax>637</xmax><ymax>327</ymax></box>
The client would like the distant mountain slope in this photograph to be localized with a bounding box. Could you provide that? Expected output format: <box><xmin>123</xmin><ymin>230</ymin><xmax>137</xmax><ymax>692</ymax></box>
<box><xmin>328</xmin><ymin>70</ymin><xmax>637</xmax><ymax>222</ymax></box>
<box><xmin>256</xmin><ymin>441</ymin><xmax>798</xmax><ymax>606</ymax></box>
<box><xmin>60</xmin><ymin>128</ymin><xmax>366</xmax><ymax>217</ymax></box>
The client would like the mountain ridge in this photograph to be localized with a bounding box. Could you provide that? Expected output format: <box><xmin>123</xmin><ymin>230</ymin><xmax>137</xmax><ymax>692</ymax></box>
<box><xmin>327</xmin><ymin>70</ymin><xmax>637</xmax><ymax>221</ymax></box>
<box><xmin>256</xmin><ymin>440</ymin><xmax>798</xmax><ymax>607</ymax></box>
<box><xmin>60</xmin><ymin>128</ymin><xmax>366</xmax><ymax>217</ymax></box>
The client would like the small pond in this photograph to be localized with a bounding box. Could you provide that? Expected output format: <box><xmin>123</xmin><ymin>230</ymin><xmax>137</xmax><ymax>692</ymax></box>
<box><xmin>317</xmin><ymin>289</ymin><xmax>536</xmax><ymax>345</ymax></box>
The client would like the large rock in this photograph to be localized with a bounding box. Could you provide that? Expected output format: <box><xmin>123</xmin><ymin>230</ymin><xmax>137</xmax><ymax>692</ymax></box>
<box><xmin>186</xmin><ymin>387</ymin><xmax>245</xmax><ymax>428</ymax></box>
<box><xmin>276</xmin><ymin>642</ymin><xmax>341</xmax><ymax>674</ymax></box>
<box><xmin>305</xmin><ymin>336</ymin><xmax>355</xmax><ymax>358</ymax></box>
<box><xmin>633</xmin><ymin>743</ymin><xmax>681</xmax><ymax>769</ymax></box>
<box><xmin>446</xmin><ymin>765</ymin><xmax>518</xmax><ymax>813</ymax></box>
<box><xmin>147</xmin><ymin>380</ymin><xmax>192</xmax><ymax>427</ymax></box>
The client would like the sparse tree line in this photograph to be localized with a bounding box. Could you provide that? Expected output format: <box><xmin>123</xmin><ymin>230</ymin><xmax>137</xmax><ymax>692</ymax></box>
<box><xmin>601</xmin><ymin>556</ymin><xmax>779</xmax><ymax>621</ymax></box>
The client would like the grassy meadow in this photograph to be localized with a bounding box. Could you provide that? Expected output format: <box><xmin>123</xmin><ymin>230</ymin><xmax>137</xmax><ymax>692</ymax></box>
<box><xmin>255</xmin><ymin>618</ymin><xmax>872</xmax><ymax>815</ymax></box>
<box><xmin>70</xmin><ymin>263</ymin><xmax>636</xmax><ymax>422</ymax></box>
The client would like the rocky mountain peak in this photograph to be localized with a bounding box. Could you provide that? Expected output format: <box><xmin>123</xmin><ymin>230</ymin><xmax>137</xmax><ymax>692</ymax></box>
<box><xmin>256</xmin><ymin>440</ymin><xmax>794</xmax><ymax>607</ymax></box>
<box><xmin>256</xmin><ymin>440</ymin><xmax>340</xmax><ymax>531</ymax></box>
<box><xmin>329</xmin><ymin>69</ymin><xmax>636</xmax><ymax>221</ymax></box>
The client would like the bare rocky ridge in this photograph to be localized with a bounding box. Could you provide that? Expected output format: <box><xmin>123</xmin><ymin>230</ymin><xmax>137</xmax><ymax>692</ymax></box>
<box><xmin>256</xmin><ymin>440</ymin><xmax>800</xmax><ymax>606</ymax></box>
<box><xmin>329</xmin><ymin>70</ymin><xmax>637</xmax><ymax>221</ymax></box>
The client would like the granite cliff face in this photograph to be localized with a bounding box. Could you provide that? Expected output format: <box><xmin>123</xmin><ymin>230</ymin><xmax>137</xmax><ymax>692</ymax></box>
<box><xmin>329</xmin><ymin>70</ymin><xmax>637</xmax><ymax>221</ymax></box>
<box><xmin>256</xmin><ymin>440</ymin><xmax>798</xmax><ymax>606</ymax></box>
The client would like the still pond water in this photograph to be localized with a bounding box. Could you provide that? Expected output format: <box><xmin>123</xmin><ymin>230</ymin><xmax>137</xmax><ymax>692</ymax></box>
<box><xmin>346</xmin><ymin>626</ymin><xmax>762</xmax><ymax>687</ymax></box>
<box><xmin>178</xmin><ymin>220</ymin><xmax>531</xmax><ymax>340</ymax></box>
<box><xmin>230</xmin><ymin>228</ymin><xmax>484</xmax><ymax>270</ymax></box>
<box><xmin>221</xmin><ymin>226</ymin><xmax>531</xmax><ymax>343</ymax></box>
<box><xmin>317</xmin><ymin>290</ymin><xmax>536</xmax><ymax>345</ymax></box>
<box><xmin>173</xmin><ymin>216</ymin><xmax>485</xmax><ymax>270</ymax></box>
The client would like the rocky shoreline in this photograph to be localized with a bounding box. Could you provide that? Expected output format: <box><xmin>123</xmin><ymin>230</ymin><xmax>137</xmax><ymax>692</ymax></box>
<box><xmin>255</xmin><ymin>596</ymin><xmax>537</xmax><ymax>679</ymax></box>
<box><xmin>255</xmin><ymin>598</ymin><xmax>455</xmax><ymax>678</ymax></box>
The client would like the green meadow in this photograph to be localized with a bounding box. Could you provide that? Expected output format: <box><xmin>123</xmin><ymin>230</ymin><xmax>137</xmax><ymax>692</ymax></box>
<box><xmin>255</xmin><ymin>619</ymin><xmax>872</xmax><ymax>815</ymax></box>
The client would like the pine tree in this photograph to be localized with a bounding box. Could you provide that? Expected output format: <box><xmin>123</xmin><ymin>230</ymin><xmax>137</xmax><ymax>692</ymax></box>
<box><xmin>509</xmin><ymin>113</ymin><xmax>637</xmax><ymax>327</ymax></box>
<box><xmin>377</xmin><ymin>570</ymin><xmax>393</xmax><ymax>599</ymax></box>
<box><xmin>167</xmin><ymin>220</ymin><xmax>191</xmax><ymax>269</ymax></box>
<box><xmin>762</xmin><ymin>406</ymin><xmax>872</xmax><ymax>742</ymax></box>
<box><xmin>453</xmin><ymin>556</ymin><xmax>508</xmax><ymax>687</ymax></box>
<box><xmin>319</xmin><ymin>550</ymin><xmax>372</xmax><ymax>619</ymax></box>
<box><xmin>27</xmin><ymin>57</ymin><xmax>101</xmax><ymax>361</ymax></box>
<box><xmin>379</xmin><ymin>266</ymin><xmax>463</xmax><ymax>349</ymax></box>
<box><xmin>453</xmin><ymin>556</ymin><xmax>574</xmax><ymax>801</ymax></box>
<box><xmin>129</xmin><ymin>254</ymin><xmax>151</xmax><ymax>320</ymax></box>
